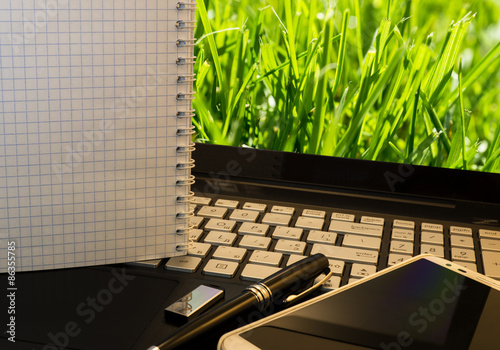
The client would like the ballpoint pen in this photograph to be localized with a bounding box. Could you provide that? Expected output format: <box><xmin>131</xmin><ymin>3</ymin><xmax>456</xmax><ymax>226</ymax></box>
<box><xmin>147</xmin><ymin>253</ymin><xmax>332</xmax><ymax>350</ymax></box>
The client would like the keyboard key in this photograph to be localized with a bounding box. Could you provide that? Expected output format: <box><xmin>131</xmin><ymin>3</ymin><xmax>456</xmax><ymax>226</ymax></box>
<box><xmin>310</xmin><ymin>244</ymin><xmax>379</xmax><ymax>264</ymax></box>
<box><xmin>215</xmin><ymin>199</ymin><xmax>239</xmax><ymax>209</ymax></box>
<box><xmin>328</xmin><ymin>259</ymin><xmax>346</xmax><ymax>275</ymax></box>
<box><xmin>331</xmin><ymin>212</ymin><xmax>355</xmax><ymax>222</ymax></box>
<box><xmin>286</xmin><ymin>254</ymin><xmax>307</xmax><ymax>266</ymax></box>
<box><xmin>197</xmin><ymin>206</ymin><xmax>228</xmax><ymax>219</ymax></box>
<box><xmin>360</xmin><ymin>216</ymin><xmax>384</xmax><ymax>226</ymax></box>
<box><xmin>479</xmin><ymin>229</ymin><xmax>500</xmax><ymax>240</ymax></box>
<box><xmin>421</xmin><ymin>223</ymin><xmax>443</xmax><ymax>233</ymax></box>
<box><xmin>351</xmin><ymin>263</ymin><xmax>377</xmax><ymax>278</ymax></box>
<box><xmin>203</xmin><ymin>259</ymin><xmax>239</xmax><ymax>278</ymax></box>
<box><xmin>392</xmin><ymin>228</ymin><xmax>414</xmax><ymax>242</ymax></box>
<box><xmin>238</xmin><ymin>222</ymin><xmax>269</xmax><ymax>236</ymax></box>
<box><xmin>390</xmin><ymin>241</ymin><xmax>414</xmax><ymax>255</ymax></box>
<box><xmin>272</xmin><ymin>226</ymin><xmax>303</xmax><ymax>240</ymax></box>
<box><xmin>481</xmin><ymin>238</ymin><xmax>500</xmax><ymax>252</ymax></box>
<box><xmin>189</xmin><ymin>216</ymin><xmax>204</xmax><ymax>229</ymax></box>
<box><xmin>229</xmin><ymin>209</ymin><xmax>259</xmax><ymax>222</ymax></box>
<box><xmin>274</xmin><ymin>239</ymin><xmax>307</xmax><ymax>255</ymax></box>
<box><xmin>329</xmin><ymin>220</ymin><xmax>383</xmax><ymax>237</ymax></box>
<box><xmin>191</xmin><ymin>196</ymin><xmax>211</xmax><ymax>205</ymax></box>
<box><xmin>204</xmin><ymin>231</ymin><xmax>237</xmax><ymax>246</ymax></box>
<box><xmin>127</xmin><ymin>259</ymin><xmax>163</xmax><ymax>268</ymax></box>
<box><xmin>165</xmin><ymin>256</ymin><xmax>202</xmax><ymax>273</ymax></box>
<box><xmin>393</xmin><ymin>219</ymin><xmax>415</xmax><ymax>230</ymax></box>
<box><xmin>188</xmin><ymin>242</ymin><xmax>212</xmax><ymax>258</ymax></box>
<box><xmin>450</xmin><ymin>235</ymin><xmax>474</xmax><ymax>249</ymax></box>
<box><xmin>240</xmin><ymin>264</ymin><xmax>281</xmax><ymax>281</ymax></box>
<box><xmin>189</xmin><ymin>229</ymin><xmax>203</xmax><ymax>242</ymax></box>
<box><xmin>242</xmin><ymin>202</ymin><xmax>267</xmax><ymax>212</ymax></box>
<box><xmin>348</xmin><ymin>277</ymin><xmax>364</xmax><ymax>284</ymax></box>
<box><xmin>307</xmin><ymin>231</ymin><xmax>337</xmax><ymax>245</ymax></box>
<box><xmin>450</xmin><ymin>226</ymin><xmax>473</xmax><ymax>236</ymax></box>
<box><xmin>316</xmin><ymin>275</ymin><xmax>341</xmax><ymax>291</ymax></box>
<box><xmin>482</xmin><ymin>251</ymin><xmax>500</xmax><ymax>280</ymax></box>
<box><xmin>262</xmin><ymin>212</ymin><xmax>292</xmax><ymax>226</ymax></box>
<box><xmin>212</xmin><ymin>246</ymin><xmax>247</xmax><ymax>262</ymax></box>
<box><xmin>189</xmin><ymin>203</ymin><xmax>197</xmax><ymax>213</ymax></box>
<box><xmin>271</xmin><ymin>205</ymin><xmax>295</xmax><ymax>215</ymax></box>
<box><xmin>387</xmin><ymin>253</ymin><xmax>412</xmax><ymax>266</ymax></box>
<box><xmin>302</xmin><ymin>209</ymin><xmax>326</xmax><ymax>219</ymax></box>
<box><xmin>451</xmin><ymin>248</ymin><xmax>476</xmax><ymax>262</ymax></box>
<box><xmin>421</xmin><ymin>244</ymin><xmax>444</xmax><ymax>258</ymax></box>
<box><xmin>421</xmin><ymin>232</ymin><xmax>444</xmax><ymax>245</ymax></box>
<box><xmin>295</xmin><ymin>216</ymin><xmax>325</xmax><ymax>230</ymax></box>
<box><xmin>238</xmin><ymin>235</ymin><xmax>272</xmax><ymax>250</ymax></box>
<box><xmin>343</xmin><ymin>234</ymin><xmax>381</xmax><ymax>251</ymax></box>
<box><xmin>248</xmin><ymin>250</ymin><xmax>283</xmax><ymax>266</ymax></box>
<box><xmin>454</xmin><ymin>261</ymin><xmax>477</xmax><ymax>272</ymax></box>
<box><xmin>204</xmin><ymin>218</ymin><xmax>236</xmax><ymax>232</ymax></box>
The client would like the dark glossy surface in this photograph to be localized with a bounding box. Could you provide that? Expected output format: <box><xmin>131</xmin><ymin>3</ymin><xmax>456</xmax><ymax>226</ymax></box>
<box><xmin>240</xmin><ymin>259</ymin><xmax>500</xmax><ymax>349</ymax></box>
<box><xmin>193</xmin><ymin>143</ymin><xmax>500</xmax><ymax>224</ymax></box>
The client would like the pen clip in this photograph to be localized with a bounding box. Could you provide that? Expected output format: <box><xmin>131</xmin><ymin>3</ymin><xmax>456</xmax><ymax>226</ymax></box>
<box><xmin>282</xmin><ymin>268</ymin><xmax>333</xmax><ymax>305</ymax></box>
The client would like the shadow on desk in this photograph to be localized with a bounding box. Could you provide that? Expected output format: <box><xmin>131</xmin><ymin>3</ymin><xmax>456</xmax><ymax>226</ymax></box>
<box><xmin>0</xmin><ymin>266</ymin><xmax>178</xmax><ymax>350</ymax></box>
<box><xmin>0</xmin><ymin>264</ymin><xmax>256</xmax><ymax>350</ymax></box>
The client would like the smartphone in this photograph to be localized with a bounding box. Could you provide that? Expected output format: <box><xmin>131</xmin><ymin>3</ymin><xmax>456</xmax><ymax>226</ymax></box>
<box><xmin>218</xmin><ymin>255</ymin><xmax>500</xmax><ymax>350</ymax></box>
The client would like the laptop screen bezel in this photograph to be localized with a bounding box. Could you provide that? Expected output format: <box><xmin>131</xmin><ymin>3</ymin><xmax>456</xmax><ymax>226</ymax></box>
<box><xmin>192</xmin><ymin>143</ymin><xmax>500</xmax><ymax>208</ymax></box>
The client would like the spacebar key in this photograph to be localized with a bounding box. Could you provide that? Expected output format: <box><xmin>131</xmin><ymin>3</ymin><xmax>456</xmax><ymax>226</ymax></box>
<box><xmin>311</xmin><ymin>244</ymin><xmax>379</xmax><ymax>264</ymax></box>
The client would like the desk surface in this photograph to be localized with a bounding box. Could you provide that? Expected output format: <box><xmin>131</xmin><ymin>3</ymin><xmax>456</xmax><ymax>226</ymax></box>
<box><xmin>0</xmin><ymin>263</ymin><xmax>262</xmax><ymax>350</ymax></box>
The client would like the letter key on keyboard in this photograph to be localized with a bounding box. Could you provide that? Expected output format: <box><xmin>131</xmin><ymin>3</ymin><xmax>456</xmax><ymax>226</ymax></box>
<box><xmin>204</xmin><ymin>218</ymin><xmax>236</xmax><ymax>232</ymax></box>
<box><xmin>329</xmin><ymin>220</ymin><xmax>383</xmax><ymax>237</ymax></box>
<box><xmin>310</xmin><ymin>244</ymin><xmax>379</xmax><ymax>264</ymax></box>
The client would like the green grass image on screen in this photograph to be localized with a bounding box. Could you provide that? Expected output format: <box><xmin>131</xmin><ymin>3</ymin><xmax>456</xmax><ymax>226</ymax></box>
<box><xmin>192</xmin><ymin>0</ymin><xmax>500</xmax><ymax>172</ymax></box>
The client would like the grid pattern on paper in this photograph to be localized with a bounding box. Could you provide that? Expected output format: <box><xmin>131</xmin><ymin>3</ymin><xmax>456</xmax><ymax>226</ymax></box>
<box><xmin>0</xmin><ymin>0</ymin><xmax>190</xmax><ymax>271</ymax></box>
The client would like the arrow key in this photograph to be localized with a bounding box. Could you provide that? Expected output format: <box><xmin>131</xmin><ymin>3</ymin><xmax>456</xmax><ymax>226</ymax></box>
<box><xmin>351</xmin><ymin>263</ymin><xmax>377</xmax><ymax>278</ymax></box>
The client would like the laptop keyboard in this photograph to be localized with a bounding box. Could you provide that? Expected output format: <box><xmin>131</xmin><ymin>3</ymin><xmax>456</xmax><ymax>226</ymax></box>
<box><xmin>162</xmin><ymin>195</ymin><xmax>500</xmax><ymax>290</ymax></box>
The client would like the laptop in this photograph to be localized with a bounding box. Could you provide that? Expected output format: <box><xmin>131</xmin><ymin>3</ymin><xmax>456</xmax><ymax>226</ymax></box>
<box><xmin>2</xmin><ymin>142</ymin><xmax>500</xmax><ymax>350</ymax></box>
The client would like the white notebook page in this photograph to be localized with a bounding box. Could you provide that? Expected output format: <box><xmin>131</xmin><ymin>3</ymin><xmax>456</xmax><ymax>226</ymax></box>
<box><xmin>0</xmin><ymin>1</ymin><xmax>192</xmax><ymax>271</ymax></box>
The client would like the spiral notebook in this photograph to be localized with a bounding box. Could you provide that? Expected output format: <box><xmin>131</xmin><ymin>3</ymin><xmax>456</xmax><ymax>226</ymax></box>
<box><xmin>0</xmin><ymin>0</ymin><xmax>196</xmax><ymax>272</ymax></box>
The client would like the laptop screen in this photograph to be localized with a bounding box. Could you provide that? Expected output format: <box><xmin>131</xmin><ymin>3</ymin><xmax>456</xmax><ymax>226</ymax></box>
<box><xmin>191</xmin><ymin>0</ymin><xmax>500</xmax><ymax>204</ymax></box>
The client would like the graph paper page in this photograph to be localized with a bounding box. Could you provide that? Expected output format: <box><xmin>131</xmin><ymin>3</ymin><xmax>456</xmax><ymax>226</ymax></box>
<box><xmin>0</xmin><ymin>0</ymin><xmax>192</xmax><ymax>271</ymax></box>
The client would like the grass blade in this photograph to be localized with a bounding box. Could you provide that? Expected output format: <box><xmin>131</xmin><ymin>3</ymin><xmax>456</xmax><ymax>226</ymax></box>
<box><xmin>354</xmin><ymin>0</ymin><xmax>364</xmax><ymax>67</ymax></box>
<box><xmin>332</xmin><ymin>9</ymin><xmax>350</xmax><ymax>97</ymax></box>
<box><xmin>284</xmin><ymin>0</ymin><xmax>299</xmax><ymax>79</ymax></box>
<box><xmin>323</xmin><ymin>87</ymin><xmax>349</xmax><ymax>155</ymax></box>
<box><xmin>407</xmin><ymin>86</ymin><xmax>420</xmax><ymax>158</ymax></box>
<box><xmin>419</xmin><ymin>90</ymin><xmax>452</xmax><ymax>153</ymax></box>
<box><xmin>309</xmin><ymin>7</ymin><xmax>335</xmax><ymax>154</ymax></box>
<box><xmin>197</xmin><ymin>0</ymin><xmax>228</xmax><ymax>123</ymax></box>
<box><xmin>406</xmin><ymin>131</ymin><xmax>442</xmax><ymax>164</ymax></box>
<box><xmin>336</xmin><ymin>46</ymin><xmax>406</xmax><ymax>156</ymax></box>
<box><xmin>458</xmin><ymin>57</ymin><xmax>467</xmax><ymax>170</ymax></box>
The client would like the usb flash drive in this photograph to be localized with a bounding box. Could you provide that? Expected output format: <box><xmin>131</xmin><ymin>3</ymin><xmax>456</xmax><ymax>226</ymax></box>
<box><xmin>164</xmin><ymin>285</ymin><xmax>224</xmax><ymax>324</ymax></box>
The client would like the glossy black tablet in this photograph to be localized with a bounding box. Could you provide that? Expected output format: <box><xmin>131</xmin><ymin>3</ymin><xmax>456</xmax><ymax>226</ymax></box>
<box><xmin>220</xmin><ymin>256</ymin><xmax>500</xmax><ymax>350</ymax></box>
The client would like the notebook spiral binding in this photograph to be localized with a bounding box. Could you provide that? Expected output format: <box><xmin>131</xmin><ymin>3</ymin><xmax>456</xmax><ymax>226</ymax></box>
<box><xmin>177</xmin><ymin>75</ymin><xmax>196</xmax><ymax>83</ymax></box>
<box><xmin>176</xmin><ymin>1</ymin><xmax>197</xmax><ymax>10</ymax></box>
<box><xmin>175</xmin><ymin>1</ymin><xmax>197</xmax><ymax>254</ymax></box>
<box><xmin>177</xmin><ymin>109</ymin><xmax>196</xmax><ymax>118</ymax></box>
<box><xmin>176</xmin><ymin>92</ymin><xmax>196</xmax><ymax>101</ymax></box>
<box><xmin>176</xmin><ymin>39</ymin><xmax>197</xmax><ymax>47</ymax></box>
<box><xmin>176</xmin><ymin>57</ymin><xmax>197</xmax><ymax>65</ymax></box>
<box><xmin>176</xmin><ymin>20</ymin><xmax>197</xmax><ymax>30</ymax></box>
